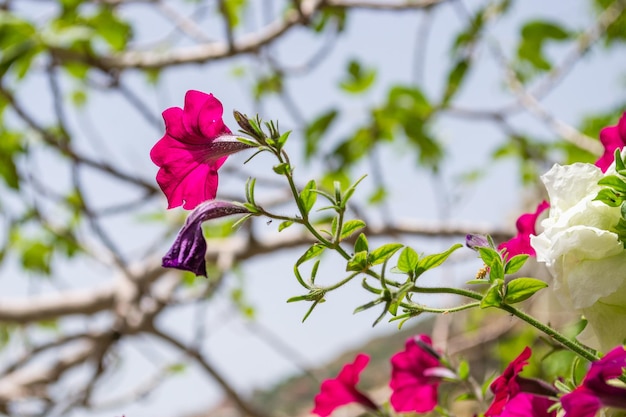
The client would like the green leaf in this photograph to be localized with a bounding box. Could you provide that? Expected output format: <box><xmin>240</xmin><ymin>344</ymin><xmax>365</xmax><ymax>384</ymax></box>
<box><xmin>21</xmin><ymin>241</ymin><xmax>53</xmax><ymax>275</ymax></box>
<box><xmin>442</xmin><ymin>59</ymin><xmax>469</xmax><ymax>105</ymax></box>
<box><xmin>480</xmin><ymin>280</ymin><xmax>504</xmax><ymax>308</ymax></box>
<box><xmin>88</xmin><ymin>7</ymin><xmax>132</xmax><ymax>51</ymax></box>
<box><xmin>278</xmin><ymin>220</ymin><xmax>293</xmax><ymax>232</ymax></box>
<box><xmin>598</xmin><ymin>175</ymin><xmax>626</xmax><ymax>193</ymax></box>
<box><xmin>594</xmin><ymin>188</ymin><xmax>623</xmax><ymax>207</ymax></box>
<box><xmin>478</xmin><ymin>247</ymin><xmax>501</xmax><ymax>268</ymax></box>
<box><xmin>416</xmin><ymin>244</ymin><xmax>463</xmax><ymax>275</ymax></box>
<box><xmin>340</xmin><ymin>219</ymin><xmax>366</xmax><ymax>240</ymax></box>
<box><xmin>458</xmin><ymin>360</ymin><xmax>470</xmax><ymax>380</ymax></box>
<box><xmin>369</xmin><ymin>243</ymin><xmax>403</xmax><ymax>266</ymax></box>
<box><xmin>489</xmin><ymin>259</ymin><xmax>505</xmax><ymax>281</ymax></box>
<box><xmin>273</xmin><ymin>162</ymin><xmax>290</xmax><ymax>175</ymax></box>
<box><xmin>305</xmin><ymin>109</ymin><xmax>338</xmax><ymax>159</ymax></box>
<box><xmin>296</xmin><ymin>244</ymin><xmax>325</xmax><ymax>266</ymax></box>
<box><xmin>466</xmin><ymin>279</ymin><xmax>490</xmax><ymax>285</ymax></box>
<box><xmin>504</xmin><ymin>254</ymin><xmax>529</xmax><ymax>275</ymax></box>
<box><xmin>504</xmin><ymin>277</ymin><xmax>548</xmax><ymax>304</ymax></box>
<box><xmin>339</xmin><ymin>59</ymin><xmax>376</xmax><ymax>94</ymax></box>
<box><xmin>517</xmin><ymin>20</ymin><xmax>570</xmax><ymax>72</ymax></box>
<box><xmin>397</xmin><ymin>247</ymin><xmax>419</xmax><ymax>273</ymax></box>
<box><xmin>167</xmin><ymin>363</ymin><xmax>187</xmax><ymax>374</ymax></box>
<box><xmin>354</xmin><ymin>233</ymin><xmax>368</xmax><ymax>253</ymax></box>
<box><xmin>346</xmin><ymin>251</ymin><xmax>369</xmax><ymax>272</ymax></box>
<box><xmin>299</xmin><ymin>180</ymin><xmax>317</xmax><ymax>214</ymax></box>
<box><xmin>221</xmin><ymin>0</ymin><xmax>248</xmax><ymax>28</ymax></box>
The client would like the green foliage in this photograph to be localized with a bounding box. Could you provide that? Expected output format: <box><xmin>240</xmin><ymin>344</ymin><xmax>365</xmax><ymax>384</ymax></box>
<box><xmin>504</xmin><ymin>277</ymin><xmax>548</xmax><ymax>304</ymax></box>
<box><xmin>221</xmin><ymin>0</ymin><xmax>248</xmax><ymax>28</ymax></box>
<box><xmin>442</xmin><ymin>59</ymin><xmax>469</xmax><ymax>106</ymax></box>
<box><xmin>0</xmin><ymin>129</ymin><xmax>23</xmax><ymax>189</ymax></box>
<box><xmin>517</xmin><ymin>20</ymin><xmax>570</xmax><ymax>73</ymax></box>
<box><xmin>305</xmin><ymin>109</ymin><xmax>338</xmax><ymax>159</ymax></box>
<box><xmin>595</xmin><ymin>0</ymin><xmax>626</xmax><ymax>44</ymax></box>
<box><xmin>299</xmin><ymin>180</ymin><xmax>318</xmax><ymax>215</ymax></box>
<box><xmin>339</xmin><ymin>59</ymin><xmax>376</xmax><ymax>94</ymax></box>
<box><xmin>312</xmin><ymin>6</ymin><xmax>347</xmax><ymax>32</ymax></box>
<box><xmin>339</xmin><ymin>219</ymin><xmax>365</xmax><ymax>240</ymax></box>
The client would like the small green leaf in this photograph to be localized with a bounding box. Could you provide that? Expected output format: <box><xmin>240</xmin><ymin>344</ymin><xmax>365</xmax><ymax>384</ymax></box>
<box><xmin>305</xmin><ymin>109</ymin><xmax>338</xmax><ymax>159</ymax></box>
<box><xmin>278</xmin><ymin>220</ymin><xmax>293</xmax><ymax>232</ymax></box>
<box><xmin>480</xmin><ymin>280</ymin><xmax>504</xmax><ymax>308</ymax></box>
<box><xmin>273</xmin><ymin>162</ymin><xmax>290</xmax><ymax>175</ymax></box>
<box><xmin>466</xmin><ymin>279</ymin><xmax>490</xmax><ymax>285</ymax></box>
<box><xmin>478</xmin><ymin>247</ymin><xmax>501</xmax><ymax>268</ymax></box>
<box><xmin>489</xmin><ymin>260</ymin><xmax>505</xmax><ymax>281</ymax></box>
<box><xmin>598</xmin><ymin>175</ymin><xmax>626</xmax><ymax>193</ymax></box>
<box><xmin>397</xmin><ymin>247</ymin><xmax>419</xmax><ymax>273</ymax></box>
<box><xmin>354</xmin><ymin>233</ymin><xmax>368</xmax><ymax>253</ymax></box>
<box><xmin>167</xmin><ymin>363</ymin><xmax>187</xmax><ymax>374</ymax></box>
<box><xmin>504</xmin><ymin>254</ymin><xmax>529</xmax><ymax>275</ymax></box>
<box><xmin>442</xmin><ymin>59</ymin><xmax>469</xmax><ymax>105</ymax></box>
<box><xmin>458</xmin><ymin>360</ymin><xmax>470</xmax><ymax>381</ymax></box>
<box><xmin>339</xmin><ymin>59</ymin><xmax>376</xmax><ymax>94</ymax></box>
<box><xmin>340</xmin><ymin>219</ymin><xmax>366</xmax><ymax>240</ymax></box>
<box><xmin>299</xmin><ymin>180</ymin><xmax>317</xmax><ymax>214</ymax></box>
<box><xmin>504</xmin><ymin>277</ymin><xmax>548</xmax><ymax>304</ymax></box>
<box><xmin>369</xmin><ymin>243</ymin><xmax>403</xmax><ymax>266</ymax></box>
<box><xmin>416</xmin><ymin>244</ymin><xmax>463</xmax><ymax>275</ymax></box>
<box><xmin>346</xmin><ymin>251</ymin><xmax>369</xmax><ymax>272</ymax></box>
<box><xmin>296</xmin><ymin>244</ymin><xmax>325</xmax><ymax>266</ymax></box>
<box><xmin>594</xmin><ymin>188</ymin><xmax>623</xmax><ymax>207</ymax></box>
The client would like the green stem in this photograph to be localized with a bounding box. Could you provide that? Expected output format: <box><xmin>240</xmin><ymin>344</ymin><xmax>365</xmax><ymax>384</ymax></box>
<box><xmin>402</xmin><ymin>301</ymin><xmax>480</xmax><ymax>314</ymax></box>
<box><xmin>500</xmin><ymin>304</ymin><xmax>599</xmax><ymax>362</ymax></box>
<box><xmin>411</xmin><ymin>286</ymin><xmax>599</xmax><ymax>362</ymax></box>
<box><xmin>411</xmin><ymin>286</ymin><xmax>484</xmax><ymax>300</ymax></box>
<box><xmin>323</xmin><ymin>272</ymin><xmax>360</xmax><ymax>291</ymax></box>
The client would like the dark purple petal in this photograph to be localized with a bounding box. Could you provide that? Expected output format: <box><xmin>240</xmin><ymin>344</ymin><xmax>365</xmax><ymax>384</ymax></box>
<box><xmin>162</xmin><ymin>201</ymin><xmax>249</xmax><ymax>277</ymax></box>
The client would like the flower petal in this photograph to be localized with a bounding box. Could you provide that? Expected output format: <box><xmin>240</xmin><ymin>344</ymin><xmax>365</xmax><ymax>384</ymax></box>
<box><xmin>162</xmin><ymin>201</ymin><xmax>249</xmax><ymax>276</ymax></box>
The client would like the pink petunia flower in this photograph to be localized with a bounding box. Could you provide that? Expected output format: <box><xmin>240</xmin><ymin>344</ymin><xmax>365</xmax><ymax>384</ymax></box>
<box><xmin>561</xmin><ymin>346</ymin><xmax>626</xmax><ymax>417</ymax></box>
<box><xmin>389</xmin><ymin>334</ymin><xmax>448</xmax><ymax>413</ymax></box>
<box><xmin>150</xmin><ymin>90</ymin><xmax>251</xmax><ymax>210</ymax></box>
<box><xmin>162</xmin><ymin>200</ymin><xmax>249</xmax><ymax>276</ymax></box>
<box><xmin>312</xmin><ymin>353</ymin><xmax>377</xmax><ymax>417</ymax></box>
<box><xmin>498</xmin><ymin>200</ymin><xmax>549</xmax><ymax>259</ymax></box>
<box><xmin>486</xmin><ymin>347</ymin><xmax>557</xmax><ymax>417</ymax></box>
<box><xmin>595</xmin><ymin>112</ymin><xmax>626</xmax><ymax>173</ymax></box>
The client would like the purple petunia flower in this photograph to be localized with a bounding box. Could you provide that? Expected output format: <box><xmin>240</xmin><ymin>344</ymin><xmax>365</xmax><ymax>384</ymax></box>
<box><xmin>163</xmin><ymin>200</ymin><xmax>249</xmax><ymax>276</ymax></box>
<box><xmin>561</xmin><ymin>346</ymin><xmax>626</xmax><ymax>417</ymax></box>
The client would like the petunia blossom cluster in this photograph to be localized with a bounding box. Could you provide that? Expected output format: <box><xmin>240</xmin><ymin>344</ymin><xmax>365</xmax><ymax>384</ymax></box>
<box><xmin>312</xmin><ymin>335</ymin><xmax>448</xmax><ymax>417</ymax></box>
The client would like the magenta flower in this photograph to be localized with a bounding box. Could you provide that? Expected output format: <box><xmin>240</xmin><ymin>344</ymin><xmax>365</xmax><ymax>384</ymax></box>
<box><xmin>389</xmin><ymin>334</ymin><xmax>446</xmax><ymax>413</ymax></box>
<box><xmin>163</xmin><ymin>200</ymin><xmax>249</xmax><ymax>276</ymax></box>
<box><xmin>150</xmin><ymin>90</ymin><xmax>251</xmax><ymax>210</ymax></box>
<box><xmin>595</xmin><ymin>112</ymin><xmax>626</xmax><ymax>173</ymax></box>
<box><xmin>312</xmin><ymin>353</ymin><xmax>377</xmax><ymax>417</ymax></box>
<box><xmin>561</xmin><ymin>346</ymin><xmax>626</xmax><ymax>417</ymax></box>
<box><xmin>498</xmin><ymin>200</ymin><xmax>549</xmax><ymax>259</ymax></box>
<box><xmin>486</xmin><ymin>347</ymin><xmax>557</xmax><ymax>417</ymax></box>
